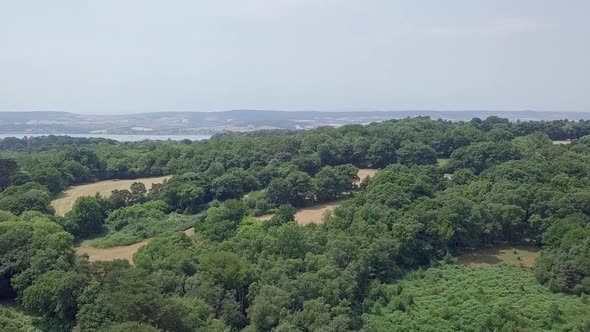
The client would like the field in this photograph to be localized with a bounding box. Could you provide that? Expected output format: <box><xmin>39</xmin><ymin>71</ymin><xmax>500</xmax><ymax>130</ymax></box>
<box><xmin>51</xmin><ymin>176</ymin><xmax>171</xmax><ymax>216</ymax></box>
<box><xmin>76</xmin><ymin>227</ymin><xmax>194</xmax><ymax>263</ymax></box>
<box><xmin>77</xmin><ymin>238</ymin><xmax>150</xmax><ymax>263</ymax></box>
<box><xmin>356</xmin><ymin>168</ymin><xmax>378</xmax><ymax>185</ymax></box>
<box><xmin>457</xmin><ymin>245</ymin><xmax>540</xmax><ymax>268</ymax></box>
<box><xmin>257</xmin><ymin>202</ymin><xmax>339</xmax><ymax>225</ymax></box>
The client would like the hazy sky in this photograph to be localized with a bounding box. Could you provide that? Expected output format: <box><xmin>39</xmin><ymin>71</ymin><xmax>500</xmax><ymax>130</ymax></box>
<box><xmin>1</xmin><ymin>1</ymin><xmax>588</xmax><ymax>114</ymax></box>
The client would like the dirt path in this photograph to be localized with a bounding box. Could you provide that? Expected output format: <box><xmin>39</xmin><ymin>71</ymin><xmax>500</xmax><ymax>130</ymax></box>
<box><xmin>77</xmin><ymin>227</ymin><xmax>194</xmax><ymax>263</ymax></box>
<box><xmin>51</xmin><ymin>176</ymin><xmax>171</xmax><ymax>216</ymax></box>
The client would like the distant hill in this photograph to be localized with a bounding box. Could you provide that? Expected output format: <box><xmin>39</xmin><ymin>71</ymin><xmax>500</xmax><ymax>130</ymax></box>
<box><xmin>0</xmin><ymin>110</ymin><xmax>589</xmax><ymax>135</ymax></box>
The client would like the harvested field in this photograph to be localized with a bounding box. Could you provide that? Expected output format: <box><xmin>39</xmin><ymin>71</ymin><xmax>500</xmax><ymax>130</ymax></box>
<box><xmin>77</xmin><ymin>239</ymin><xmax>150</xmax><ymax>263</ymax></box>
<box><xmin>457</xmin><ymin>245</ymin><xmax>540</xmax><ymax>268</ymax></box>
<box><xmin>51</xmin><ymin>176</ymin><xmax>171</xmax><ymax>216</ymax></box>
<box><xmin>76</xmin><ymin>227</ymin><xmax>194</xmax><ymax>263</ymax></box>
<box><xmin>356</xmin><ymin>168</ymin><xmax>378</xmax><ymax>185</ymax></box>
<box><xmin>294</xmin><ymin>202</ymin><xmax>339</xmax><ymax>226</ymax></box>
<box><xmin>257</xmin><ymin>202</ymin><xmax>339</xmax><ymax>226</ymax></box>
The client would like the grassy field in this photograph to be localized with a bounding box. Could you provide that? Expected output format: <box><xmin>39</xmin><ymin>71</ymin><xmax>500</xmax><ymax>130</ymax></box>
<box><xmin>364</xmin><ymin>265</ymin><xmax>590</xmax><ymax>331</ymax></box>
<box><xmin>76</xmin><ymin>227</ymin><xmax>194</xmax><ymax>263</ymax></box>
<box><xmin>51</xmin><ymin>176</ymin><xmax>171</xmax><ymax>216</ymax></box>
<box><xmin>457</xmin><ymin>245</ymin><xmax>540</xmax><ymax>268</ymax></box>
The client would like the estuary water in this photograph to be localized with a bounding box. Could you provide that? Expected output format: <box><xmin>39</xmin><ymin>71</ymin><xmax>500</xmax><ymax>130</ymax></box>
<box><xmin>0</xmin><ymin>133</ymin><xmax>212</xmax><ymax>142</ymax></box>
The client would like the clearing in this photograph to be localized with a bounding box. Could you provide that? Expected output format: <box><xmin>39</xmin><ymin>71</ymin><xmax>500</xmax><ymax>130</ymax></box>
<box><xmin>51</xmin><ymin>175</ymin><xmax>171</xmax><ymax>216</ymax></box>
<box><xmin>457</xmin><ymin>244</ymin><xmax>540</xmax><ymax>268</ymax></box>
<box><xmin>258</xmin><ymin>168</ymin><xmax>378</xmax><ymax>225</ymax></box>
<box><xmin>356</xmin><ymin>168</ymin><xmax>378</xmax><ymax>185</ymax></box>
<box><xmin>76</xmin><ymin>227</ymin><xmax>194</xmax><ymax>263</ymax></box>
<box><xmin>257</xmin><ymin>201</ymin><xmax>340</xmax><ymax>226</ymax></box>
<box><xmin>552</xmin><ymin>140</ymin><xmax>572</xmax><ymax>145</ymax></box>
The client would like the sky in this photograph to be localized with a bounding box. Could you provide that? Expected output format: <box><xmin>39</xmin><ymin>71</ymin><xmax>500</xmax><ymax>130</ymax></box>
<box><xmin>0</xmin><ymin>0</ymin><xmax>589</xmax><ymax>114</ymax></box>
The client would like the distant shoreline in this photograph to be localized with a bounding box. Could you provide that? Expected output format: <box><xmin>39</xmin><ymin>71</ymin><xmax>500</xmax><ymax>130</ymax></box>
<box><xmin>0</xmin><ymin>133</ymin><xmax>212</xmax><ymax>142</ymax></box>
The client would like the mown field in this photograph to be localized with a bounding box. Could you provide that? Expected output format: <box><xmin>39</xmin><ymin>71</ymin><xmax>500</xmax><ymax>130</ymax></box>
<box><xmin>51</xmin><ymin>176</ymin><xmax>171</xmax><ymax>216</ymax></box>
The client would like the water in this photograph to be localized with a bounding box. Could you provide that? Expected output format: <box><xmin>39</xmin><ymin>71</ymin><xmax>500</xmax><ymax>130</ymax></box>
<box><xmin>0</xmin><ymin>133</ymin><xmax>212</xmax><ymax>142</ymax></box>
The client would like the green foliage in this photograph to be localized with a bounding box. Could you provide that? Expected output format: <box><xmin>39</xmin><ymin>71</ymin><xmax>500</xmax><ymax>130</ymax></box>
<box><xmin>267</xmin><ymin>204</ymin><xmax>296</xmax><ymax>227</ymax></box>
<box><xmin>134</xmin><ymin>233</ymin><xmax>198</xmax><ymax>274</ymax></box>
<box><xmin>0</xmin><ymin>182</ymin><xmax>52</xmax><ymax>215</ymax></box>
<box><xmin>449</xmin><ymin>141</ymin><xmax>521</xmax><ymax>174</ymax></box>
<box><xmin>248</xmin><ymin>285</ymin><xmax>290</xmax><ymax>331</ymax></box>
<box><xmin>74</xmin><ymin>264</ymin><xmax>213</xmax><ymax>332</ymax></box>
<box><xmin>0</xmin><ymin>210</ymin><xmax>17</xmax><ymax>222</ymax></box>
<box><xmin>87</xmin><ymin>201</ymin><xmax>195</xmax><ymax>247</ymax></box>
<box><xmin>64</xmin><ymin>196</ymin><xmax>107</xmax><ymax>240</ymax></box>
<box><xmin>363</xmin><ymin>266</ymin><xmax>590</xmax><ymax>331</ymax></box>
<box><xmin>0</xmin><ymin>307</ymin><xmax>38</xmax><ymax>332</ymax></box>
<box><xmin>21</xmin><ymin>270</ymin><xmax>86</xmax><ymax>331</ymax></box>
<box><xmin>198</xmin><ymin>199</ymin><xmax>247</xmax><ymax>242</ymax></box>
<box><xmin>266</xmin><ymin>171</ymin><xmax>312</xmax><ymax>207</ymax></box>
<box><xmin>0</xmin><ymin>158</ymin><xmax>18</xmax><ymax>191</ymax></box>
<box><xmin>0</xmin><ymin>220</ymin><xmax>75</xmax><ymax>298</ymax></box>
<box><xmin>95</xmin><ymin>321</ymin><xmax>160</xmax><ymax>332</ymax></box>
<box><xmin>397</xmin><ymin>142</ymin><xmax>438</xmax><ymax>166</ymax></box>
<box><xmin>313</xmin><ymin>165</ymin><xmax>358</xmax><ymax>202</ymax></box>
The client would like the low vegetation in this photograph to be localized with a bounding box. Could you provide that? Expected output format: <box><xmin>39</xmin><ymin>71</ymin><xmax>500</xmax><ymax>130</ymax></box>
<box><xmin>457</xmin><ymin>245</ymin><xmax>540</xmax><ymax>268</ymax></box>
<box><xmin>364</xmin><ymin>265</ymin><xmax>590</xmax><ymax>331</ymax></box>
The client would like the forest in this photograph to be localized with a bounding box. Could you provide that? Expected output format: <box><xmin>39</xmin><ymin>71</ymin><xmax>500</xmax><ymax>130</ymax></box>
<box><xmin>1</xmin><ymin>116</ymin><xmax>590</xmax><ymax>331</ymax></box>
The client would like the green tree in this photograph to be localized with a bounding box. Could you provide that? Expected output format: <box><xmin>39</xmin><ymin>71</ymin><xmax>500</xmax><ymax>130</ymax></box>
<box><xmin>64</xmin><ymin>196</ymin><xmax>106</xmax><ymax>239</ymax></box>
<box><xmin>0</xmin><ymin>158</ymin><xmax>18</xmax><ymax>191</ymax></box>
<box><xmin>21</xmin><ymin>270</ymin><xmax>85</xmax><ymax>331</ymax></box>
<box><xmin>199</xmin><ymin>200</ymin><xmax>247</xmax><ymax>242</ymax></box>
<box><xmin>397</xmin><ymin>142</ymin><xmax>438</xmax><ymax>166</ymax></box>
<box><xmin>248</xmin><ymin>285</ymin><xmax>290</xmax><ymax>332</ymax></box>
